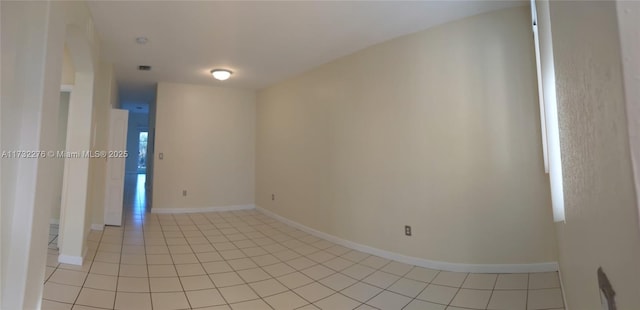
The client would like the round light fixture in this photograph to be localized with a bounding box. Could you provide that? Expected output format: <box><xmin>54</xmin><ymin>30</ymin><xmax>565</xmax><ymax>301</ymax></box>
<box><xmin>211</xmin><ymin>69</ymin><xmax>232</xmax><ymax>81</ymax></box>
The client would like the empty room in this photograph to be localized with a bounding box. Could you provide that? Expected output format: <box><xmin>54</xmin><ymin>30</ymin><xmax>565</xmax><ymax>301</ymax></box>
<box><xmin>2</xmin><ymin>1</ymin><xmax>640</xmax><ymax>310</ymax></box>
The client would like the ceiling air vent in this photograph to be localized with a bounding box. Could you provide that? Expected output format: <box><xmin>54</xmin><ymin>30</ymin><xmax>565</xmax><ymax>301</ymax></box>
<box><xmin>138</xmin><ymin>65</ymin><xmax>151</xmax><ymax>71</ymax></box>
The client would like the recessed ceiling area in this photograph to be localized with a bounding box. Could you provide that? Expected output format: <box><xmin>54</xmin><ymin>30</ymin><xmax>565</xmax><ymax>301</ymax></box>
<box><xmin>120</xmin><ymin>101</ymin><xmax>149</xmax><ymax>114</ymax></box>
<box><xmin>87</xmin><ymin>1</ymin><xmax>524</xmax><ymax>103</ymax></box>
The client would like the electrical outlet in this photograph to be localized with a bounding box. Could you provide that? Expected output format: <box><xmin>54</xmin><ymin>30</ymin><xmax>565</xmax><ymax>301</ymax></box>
<box><xmin>405</xmin><ymin>225</ymin><xmax>412</xmax><ymax>236</ymax></box>
<box><xmin>272</xmin><ymin>194</ymin><xmax>275</xmax><ymax>201</ymax></box>
<box><xmin>182</xmin><ymin>190</ymin><xmax>187</xmax><ymax>197</ymax></box>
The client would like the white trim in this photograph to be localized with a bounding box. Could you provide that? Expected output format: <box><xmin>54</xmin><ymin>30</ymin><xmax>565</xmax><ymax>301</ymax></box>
<box><xmin>616</xmin><ymin>1</ymin><xmax>640</xmax><ymax>234</ymax></box>
<box><xmin>60</xmin><ymin>84</ymin><xmax>73</xmax><ymax>92</ymax></box>
<box><xmin>49</xmin><ymin>218</ymin><xmax>60</xmax><ymax>225</ymax></box>
<box><xmin>90</xmin><ymin>223</ymin><xmax>104</xmax><ymax>231</ymax></box>
<box><xmin>558</xmin><ymin>267</ymin><xmax>569</xmax><ymax>310</ymax></box>
<box><xmin>256</xmin><ymin>206</ymin><xmax>559</xmax><ymax>274</ymax></box>
<box><xmin>58</xmin><ymin>255</ymin><xmax>83</xmax><ymax>266</ymax></box>
<box><xmin>151</xmin><ymin>204</ymin><xmax>255</xmax><ymax>214</ymax></box>
<box><xmin>531</xmin><ymin>0</ymin><xmax>549</xmax><ymax>173</ymax></box>
<box><xmin>58</xmin><ymin>247</ymin><xmax>86</xmax><ymax>266</ymax></box>
<box><xmin>536</xmin><ymin>0</ymin><xmax>565</xmax><ymax>223</ymax></box>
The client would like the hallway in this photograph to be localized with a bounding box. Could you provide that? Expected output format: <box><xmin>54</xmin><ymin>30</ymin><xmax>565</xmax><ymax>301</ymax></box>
<box><xmin>41</xmin><ymin>175</ymin><xmax>564</xmax><ymax>310</ymax></box>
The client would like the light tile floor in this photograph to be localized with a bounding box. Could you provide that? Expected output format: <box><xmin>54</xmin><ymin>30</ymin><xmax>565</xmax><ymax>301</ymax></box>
<box><xmin>42</xmin><ymin>175</ymin><xmax>565</xmax><ymax>310</ymax></box>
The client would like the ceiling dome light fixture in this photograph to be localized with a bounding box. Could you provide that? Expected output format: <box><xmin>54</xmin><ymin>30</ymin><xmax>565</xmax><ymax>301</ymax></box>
<box><xmin>211</xmin><ymin>69</ymin><xmax>232</xmax><ymax>81</ymax></box>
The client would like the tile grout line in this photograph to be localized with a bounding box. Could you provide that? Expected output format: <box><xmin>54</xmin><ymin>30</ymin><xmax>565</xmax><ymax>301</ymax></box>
<box><xmin>137</xmin><ymin>207</ymin><xmax>154</xmax><ymax>310</ymax></box>
<box><xmin>400</xmin><ymin>269</ymin><xmax>441</xmax><ymax>310</ymax></box>
<box><xmin>160</xmin><ymin>213</ymin><xmax>192</xmax><ymax>309</ymax></box>
<box><xmin>212</xmin><ymin>211</ymin><xmax>278</xmax><ymax>309</ymax></box>
<box><xmin>200</xmin><ymin>213</ymin><xmax>238</xmax><ymax>308</ymax></box>
<box><xmin>356</xmin><ymin>263</ymin><xmax>411</xmax><ymax>309</ymax></box>
<box><xmin>188</xmin><ymin>212</ymin><xmax>236</xmax><ymax>309</ymax></box>
<box><xmin>219</xmin><ymin>210</ymin><xmax>335</xmax><ymax>308</ymax></box>
<box><xmin>212</xmin><ymin>211</ymin><xmax>310</xmax><ymax>308</ymax></box>
<box><xmin>263</xmin><ymin>212</ymin><xmax>400</xmax><ymax>309</ymax></box>
<box><xmin>111</xmin><ymin>193</ymin><xmax>128</xmax><ymax>309</ymax></box>
<box><xmin>256</xmin><ymin>212</ymin><xmax>365</xmax><ymax>309</ymax></box>
<box><xmin>445</xmin><ymin>272</ymin><xmax>470</xmax><ymax>309</ymax></box>
<box><xmin>226</xmin><ymin>211</ymin><xmax>281</xmax><ymax>309</ymax></box>
<box><xmin>70</xmin><ymin>226</ymin><xmax>106</xmax><ymax>308</ymax></box>
<box><xmin>172</xmin><ymin>213</ymin><xmax>195</xmax><ymax>309</ymax></box>
<box><xmin>526</xmin><ymin>273</ymin><xmax>530</xmax><ymax>310</ymax></box>
<box><xmin>485</xmin><ymin>273</ymin><xmax>500</xmax><ymax>310</ymax></box>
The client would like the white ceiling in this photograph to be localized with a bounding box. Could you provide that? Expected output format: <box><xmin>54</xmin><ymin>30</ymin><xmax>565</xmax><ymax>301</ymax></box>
<box><xmin>87</xmin><ymin>1</ymin><xmax>524</xmax><ymax>104</ymax></box>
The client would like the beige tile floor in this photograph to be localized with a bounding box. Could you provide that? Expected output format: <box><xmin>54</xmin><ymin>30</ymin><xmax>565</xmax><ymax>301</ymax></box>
<box><xmin>42</xmin><ymin>175</ymin><xmax>565</xmax><ymax>310</ymax></box>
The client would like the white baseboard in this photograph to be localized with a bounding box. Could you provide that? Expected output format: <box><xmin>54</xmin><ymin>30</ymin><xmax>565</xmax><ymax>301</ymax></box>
<box><xmin>151</xmin><ymin>204</ymin><xmax>255</xmax><ymax>214</ymax></box>
<box><xmin>91</xmin><ymin>224</ymin><xmax>104</xmax><ymax>231</ymax></box>
<box><xmin>60</xmin><ymin>84</ymin><xmax>73</xmax><ymax>92</ymax></box>
<box><xmin>58</xmin><ymin>255</ymin><xmax>82</xmax><ymax>265</ymax></box>
<box><xmin>49</xmin><ymin>218</ymin><xmax>60</xmax><ymax>225</ymax></box>
<box><xmin>58</xmin><ymin>247</ymin><xmax>86</xmax><ymax>266</ymax></box>
<box><xmin>256</xmin><ymin>206</ymin><xmax>559</xmax><ymax>274</ymax></box>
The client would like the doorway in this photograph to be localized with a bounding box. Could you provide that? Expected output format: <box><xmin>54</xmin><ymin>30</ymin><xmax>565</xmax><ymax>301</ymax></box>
<box><xmin>47</xmin><ymin>91</ymin><xmax>71</xmax><ymax>252</ymax></box>
<box><xmin>122</xmin><ymin>103</ymin><xmax>150</xmax><ymax>214</ymax></box>
<box><xmin>138</xmin><ymin>131</ymin><xmax>148</xmax><ymax>174</ymax></box>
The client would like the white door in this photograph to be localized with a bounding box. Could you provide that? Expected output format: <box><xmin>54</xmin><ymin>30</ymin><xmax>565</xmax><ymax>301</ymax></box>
<box><xmin>104</xmin><ymin>109</ymin><xmax>129</xmax><ymax>226</ymax></box>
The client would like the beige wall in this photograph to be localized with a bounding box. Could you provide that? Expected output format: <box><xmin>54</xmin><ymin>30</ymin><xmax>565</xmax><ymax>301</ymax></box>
<box><xmin>1</xmin><ymin>1</ymin><xmax>105</xmax><ymax>307</ymax></box>
<box><xmin>550</xmin><ymin>1</ymin><xmax>640</xmax><ymax>309</ymax></box>
<box><xmin>0</xmin><ymin>3</ymin><xmax>43</xmax><ymax>305</ymax></box>
<box><xmin>152</xmin><ymin>82</ymin><xmax>255</xmax><ymax>211</ymax></box>
<box><xmin>50</xmin><ymin>92</ymin><xmax>70</xmax><ymax>222</ymax></box>
<box><xmin>61</xmin><ymin>46</ymin><xmax>75</xmax><ymax>86</ymax></box>
<box><xmin>88</xmin><ymin>62</ymin><xmax>119</xmax><ymax>227</ymax></box>
<box><xmin>256</xmin><ymin>6</ymin><xmax>558</xmax><ymax>266</ymax></box>
<box><xmin>51</xmin><ymin>45</ymin><xmax>76</xmax><ymax>222</ymax></box>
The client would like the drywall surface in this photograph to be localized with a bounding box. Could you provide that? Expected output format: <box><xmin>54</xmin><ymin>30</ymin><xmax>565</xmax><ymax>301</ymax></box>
<box><xmin>1</xmin><ymin>1</ymin><xmax>103</xmax><ymax>308</ymax></box>
<box><xmin>550</xmin><ymin>1</ymin><xmax>640</xmax><ymax>309</ymax></box>
<box><xmin>153</xmin><ymin>82</ymin><xmax>255</xmax><ymax>211</ymax></box>
<box><xmin>61</xmin><ymin>46</ymin><xmax>75</xmax><ymax>86</ymax></box>
<box><xmin>88</xmin><ymin>62</ymin><xmax>119</xmax><ymax>228</ymax></box>
<box><xmin>256</xmin><ymin>6</ymin><xmax>558</xmax><ymax>266</ymax></box>
<box><xmin>50</xmin><ymin>92</ymin><xmax>70</xmax><ymax>222</ymax></box>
